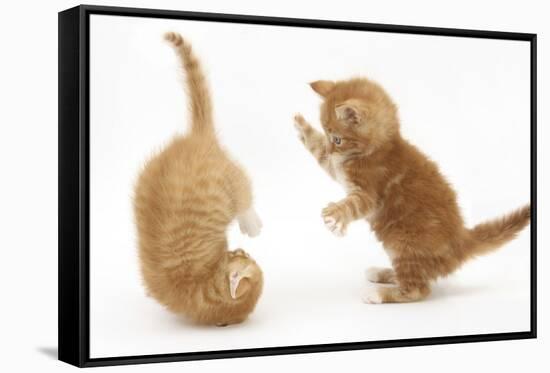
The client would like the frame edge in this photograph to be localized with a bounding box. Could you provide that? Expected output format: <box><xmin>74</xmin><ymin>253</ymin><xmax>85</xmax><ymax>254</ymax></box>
<box><xmin>79</xmin><ymin>3</ymin><xmax>536</xmax><ymax>40</ymax></box>
<box><xmin>58</xmin><ymin>5</ymin><xmax>85</xmax><ymax>368</ymax></box>
<box><xmin>529</xmin><ymin>33</ymin><xmax>537</xmax><ymax>338</ymax></box>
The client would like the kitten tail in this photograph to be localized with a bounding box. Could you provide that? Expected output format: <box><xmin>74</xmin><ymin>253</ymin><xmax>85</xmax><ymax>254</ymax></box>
<box><xmin>164</xmin><ymin>32</ymin><xmax>214</xmax><ymax>135</ymax></box>
<box><xmin>467</xmin><ymin>205</ymin><xmax>531</xmax><ymax>256</ymax></box>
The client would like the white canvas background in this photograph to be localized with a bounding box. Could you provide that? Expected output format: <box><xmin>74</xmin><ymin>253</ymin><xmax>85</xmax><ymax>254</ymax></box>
<box><xmin>88</xmin><ymin>14</ymin><xmax>531</xmax><ymax>358</ymax></box>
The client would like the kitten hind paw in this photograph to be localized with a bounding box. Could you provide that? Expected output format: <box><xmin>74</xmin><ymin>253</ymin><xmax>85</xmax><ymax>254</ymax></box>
<box><xmin>365</xmin><ymin>267</ymin><xmax>385</xmax><ymax>283</ymax></box>
<box><xmin>361</xmin><ymin>283</ymin><xmax>383</xmax><ymax>304</ymax></box>
<box><xmin>365</xmin><ymin>267</ymin><xmax>397</xmax><ymax>284</ymax></box>
<box><xmin>238</xmin><ymin>208</ymin><xmax>263</xmax><ymax>237</ymax></box>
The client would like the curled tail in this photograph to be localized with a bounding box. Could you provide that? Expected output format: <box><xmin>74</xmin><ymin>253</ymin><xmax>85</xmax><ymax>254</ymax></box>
<box><xmin>468</xmin><ymin>204</ymin><xmax>531</xmax><ymax>256</ymax></box>
<box><xmin>164</xmin><ymin>32</ymin><xmax>214</xmax><ymax>135</ymax></box>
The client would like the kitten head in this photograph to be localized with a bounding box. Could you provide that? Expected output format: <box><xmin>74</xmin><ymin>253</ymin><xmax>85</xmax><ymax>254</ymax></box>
<box><xmin>226</xmin><ymin>249</ymin><xmax>263</xmax><ymax>300</ymax></box>
<box><xmin>310</xmin><ymin>78</ymin><xmax>399</xmax><ymax>155</ymax></box>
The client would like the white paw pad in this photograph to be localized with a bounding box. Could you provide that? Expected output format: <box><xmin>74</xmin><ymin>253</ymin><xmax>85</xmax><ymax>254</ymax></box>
<box><xmin>361</xmin><ymin>283</ymin><xmax>383</xmax><ymax>304</ymax></box>
<box><xmin>323</xmin><ymin>216</ymin><xmax>345</xmax><ymax>236</ymax></box>
<box><xmin>238</xmin><ymin>208</ymin><xmax>263</xmax><ymax>237</ymax></box>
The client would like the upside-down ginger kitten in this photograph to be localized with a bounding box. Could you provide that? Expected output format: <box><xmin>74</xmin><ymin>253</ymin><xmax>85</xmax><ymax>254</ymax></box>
<box><xmin>294</xmin><ymin>78</ymin><xmax>530</xmax><ymax>304</ymax></box>
<box><xmin>134</xmin><ymin>32</ymin><xmax>263</xmax><ymax>325</ymax></box>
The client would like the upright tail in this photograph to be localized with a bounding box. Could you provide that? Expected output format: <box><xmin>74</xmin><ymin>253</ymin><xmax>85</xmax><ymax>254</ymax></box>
<box><xmin>164</xmin><ymin>32</ymin><xmax>214</xmax><ymax>135</ymax></box>
<box><xmin>467</xmin><ymin>204</ymin><xmax>531</xmax><ymax>256</ymax></box>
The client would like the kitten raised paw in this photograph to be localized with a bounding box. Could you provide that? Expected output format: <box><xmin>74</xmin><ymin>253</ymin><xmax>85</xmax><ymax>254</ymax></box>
<box><xmin>293</xmin><ymin>114</ymin><xmax>311</xmax><ymax>143</ymax></box>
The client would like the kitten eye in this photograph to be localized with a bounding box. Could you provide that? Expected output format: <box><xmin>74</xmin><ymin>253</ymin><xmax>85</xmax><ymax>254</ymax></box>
<box><xmin>332</xmin><ymin>136</ymin><xmax>342</xmax><ymax>145</ymax></box>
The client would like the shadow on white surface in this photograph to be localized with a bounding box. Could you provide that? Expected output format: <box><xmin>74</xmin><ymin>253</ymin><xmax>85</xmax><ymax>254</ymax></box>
<box><xmin>36</xmin><ymin>347</ymin><xmax>57</xmax><ymax>360</ymax></box>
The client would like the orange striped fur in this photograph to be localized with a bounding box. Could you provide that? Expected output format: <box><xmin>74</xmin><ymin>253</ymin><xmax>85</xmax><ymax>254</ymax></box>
<box><xmin>133</xmin><ymin>33</ymin><xmax>263</xmax><ymax>325</ymax></box>
<box><xmin>295</xmin><ymin>77</ymin><xmax>530</xmax><ymax>304</ymax></box>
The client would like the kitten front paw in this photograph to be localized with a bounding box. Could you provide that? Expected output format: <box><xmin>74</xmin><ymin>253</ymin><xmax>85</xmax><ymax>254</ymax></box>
<box><xmin>322</xmin><ymin>203</ymin><xmax>347</xmax><ymax>236</ymax></box>
<box><xmin>293</xmin><ymin>114</ymin><xmax>310</xmax><ymax>144</ymax></box>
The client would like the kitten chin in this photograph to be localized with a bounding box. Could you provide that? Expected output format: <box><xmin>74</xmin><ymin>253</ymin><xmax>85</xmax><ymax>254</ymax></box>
<box><xmin>134</xmin><ymin>33</ymin><xmax>263</xmax><ymax>325</ymax></box>
<box><xmin>296</xmin><ymin>77</ymin><xmax>530</xmax><ymax>304</ymax></box>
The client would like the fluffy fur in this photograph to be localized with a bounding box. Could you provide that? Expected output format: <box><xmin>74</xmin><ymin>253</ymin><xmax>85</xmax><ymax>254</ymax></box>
<box><xmin>295</xmin><ymin>77</ymin><xmax>530</xmax><ymax>304</ymax></box>
<box><xmin>134</xmin><ymin>32</ymin><xmax>263</xmax><ymax>325</ymax></box>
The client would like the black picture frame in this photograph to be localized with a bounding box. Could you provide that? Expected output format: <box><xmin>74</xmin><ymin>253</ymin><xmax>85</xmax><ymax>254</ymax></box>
<box><xmin>58</xmin><ymin>4</ymin><xmax>537</xmax><ymax>368</ymax></box>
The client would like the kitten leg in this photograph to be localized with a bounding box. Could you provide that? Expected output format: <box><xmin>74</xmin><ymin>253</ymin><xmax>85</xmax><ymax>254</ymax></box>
<box><xmin>365</xmin><ymin>267</ymin><xmax>397</xmax><ymax>284</ymax></box>
<box><xmin>362</xmin><ymin>282</ymin><xmax>431</xmax><ymax>304</ymax></box>
<box><xmin>237</xmin><ymin>207</ymin><xmax>263</xmax><ymax>237</ymax></box>
<box><xmin>362</xmin><ymin>256</ymin><xmax>431</xmax><ymax>303</ymax></box>
<box><xmin>294</xmin><ymin>114</ymin><xmax>330</xmax><ymax>167</ymax></box>
<box><xmin>223</xmin><ymin>160</ymin><xmax>262</xmax><ymax>237</ymax></box>
<box><xmin>322</xmin><ymin>192</ymin><xmax>374</xmax><ymax>236</ymax></box>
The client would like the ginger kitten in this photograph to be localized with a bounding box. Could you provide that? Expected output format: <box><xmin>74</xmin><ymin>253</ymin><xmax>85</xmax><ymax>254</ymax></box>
<box><xmin>134</xmin><ymin>32</ymin><xmax>263</xmax><ymax>325</ymax></box>
<box><xmin>294</xmin><ymin>78</ymin><xmax>530</xmax><ymax>304</ymax></box>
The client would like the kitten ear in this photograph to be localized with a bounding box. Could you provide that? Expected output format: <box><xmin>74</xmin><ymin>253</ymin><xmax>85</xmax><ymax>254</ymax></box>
<box><xmin>229</xmin><ymin>268</ymin><xmax>251</xmax><ymax>299</ymax></box>
<box><xmin>310</xmin><ymin>80</ymin><xmax>335</xmax><ymax>97</ymax></box>
<box><xmin>335</xmin><ymin>102</ymin><xmax>362</xmax><ymax>126</ymax></box>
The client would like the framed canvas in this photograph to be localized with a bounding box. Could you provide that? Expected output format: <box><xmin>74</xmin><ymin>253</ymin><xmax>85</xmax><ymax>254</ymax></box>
<box><xmin>58</xmin><ymin>4</ymin><xmax>537</xmax><ymax>368</ymax></box>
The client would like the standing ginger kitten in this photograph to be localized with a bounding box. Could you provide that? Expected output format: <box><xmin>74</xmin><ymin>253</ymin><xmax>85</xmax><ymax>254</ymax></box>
<box><xmin>134</xmin><ymin>32</ymin><xmax>263</xmax><ymax>325</ymax></box>
<box><xmin>294</xmin><ymin>78</ymin><xmax>530</xmax><ymax>304</ymax></box>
